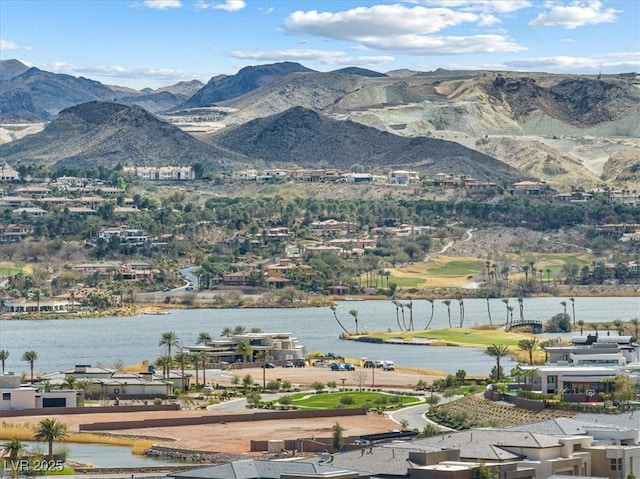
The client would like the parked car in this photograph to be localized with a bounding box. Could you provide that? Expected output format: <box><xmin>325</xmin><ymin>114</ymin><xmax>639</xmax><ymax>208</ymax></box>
<box><xmin>374</xmin><ymin>360</ymin><xmax>384</xmax><ymax>368</ymax></box>
<box><xmin>282</xmin><ymin>360</ymin><xmax>294</xmax><ymax>368</ymax></box>
<box><xmin>203</xmin><ymin>384</ymin><xmax>214</xmax><ymax>392</ymax></box>
<box><xmin>344</xmin><ymin>363</ymin><xmax>356</xmax><ymax>371</ymax></box>
<box><xmin>363</xmin><ymin>360</ymin><xmax>375</xmax><ymax>368</ymax></box>
<box><xmin>330</xmin><ymin>363</ymin><xmax>346</xmax><ymax>371</ymax></box>
<box><xmin>185</xmin><ymin>286</ymin><xmax>194</xmax><ymax>291</ymax></box>
<box><xmin>295</xmin><ymin>358</ymin><xmax>306</xmax><ymax>367</ymax></box>
<box><xmin>162</xmin><ymin>287</ymin><xmax>171</xmax><ymax>292</ymax></box>
<box><xmin>264</xmin><ymin>362</ymin><xmax>276</xmax><ymax>368</ymax></box>
<box><xmin>382</xmin><ymin>360</ymin><xmax>395</xmax><ymax>371</ymax></box>
<box><xmin>312</xmin><ymin>360</ymin><xmax>326</xmax><ymax>367</ymax></box>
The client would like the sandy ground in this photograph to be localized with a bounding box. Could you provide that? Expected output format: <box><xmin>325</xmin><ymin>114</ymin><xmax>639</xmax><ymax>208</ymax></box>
<box><xmin>2</xmin><ymin>367</ymin><xmax>432</xmax><ymax>455</ymax></box>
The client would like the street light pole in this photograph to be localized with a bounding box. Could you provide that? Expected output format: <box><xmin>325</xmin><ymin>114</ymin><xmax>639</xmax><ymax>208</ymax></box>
<box><xmin>372</xmin><ymin>365</ymin><xmax>375</xmax><ymax>388</ymax></box>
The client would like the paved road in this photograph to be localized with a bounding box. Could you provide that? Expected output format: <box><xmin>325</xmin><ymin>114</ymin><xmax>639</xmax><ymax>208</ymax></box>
<box><xmin>389</xmin><ymin>392</ymin><xmax>461</xmax><ymax>431</ymax></box>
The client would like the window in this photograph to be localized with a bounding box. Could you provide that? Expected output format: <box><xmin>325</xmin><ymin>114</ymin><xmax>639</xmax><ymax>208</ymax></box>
<box><xmin>610</xmin><ymin>458</ymin><xmax>622</xmax><ymax>471</ymax></box>
<box><xmin>2</xmin><ymin>392</ymin><xmax>10</xmax><ymax>400</ymax></box>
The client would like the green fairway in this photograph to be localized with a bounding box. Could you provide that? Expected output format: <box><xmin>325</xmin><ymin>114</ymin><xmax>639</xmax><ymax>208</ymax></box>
<box><xmin>283</xmin><ymin>391</ymin><xmax>423</xmax><ymax>409</ymax></box>
<box><xmin>427</xmin><ymin>260</ymin><xmax>483</xmax><ymax>276</ymax></box>
<box><xmin>355</xmin><ymin>327</ymin><xmax>535</xmax><ymax>348</ymax></box>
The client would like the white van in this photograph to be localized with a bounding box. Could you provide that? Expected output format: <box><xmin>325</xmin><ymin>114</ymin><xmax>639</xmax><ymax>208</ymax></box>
<box><xmin>382</xmin><ymin>360</ymin><xmax>395</xmax><ymax>371</ymax></box>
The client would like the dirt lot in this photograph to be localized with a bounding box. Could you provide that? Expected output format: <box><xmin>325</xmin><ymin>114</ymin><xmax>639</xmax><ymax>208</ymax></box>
<box><xmin>3</xmin><ymin>366</ymin><xmax>432</xmax><ymax>455</ymax></box>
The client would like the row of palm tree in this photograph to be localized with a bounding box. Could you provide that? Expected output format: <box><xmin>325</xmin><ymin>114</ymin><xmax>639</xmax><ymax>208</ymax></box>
<box><xmin>0</xmin><ymin>349</ymin><xmax>39</xmax><ymax>380</ymax></box>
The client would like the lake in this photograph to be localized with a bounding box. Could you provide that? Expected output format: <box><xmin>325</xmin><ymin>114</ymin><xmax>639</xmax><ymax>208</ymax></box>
<box><xmin>0</xmin><ymin>296</ymin><xmax>637</xmax><ymax>376</ymax></box>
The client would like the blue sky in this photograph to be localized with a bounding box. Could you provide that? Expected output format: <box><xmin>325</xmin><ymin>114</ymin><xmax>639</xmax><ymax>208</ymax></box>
<box><xmin>1</xmin><ymin>0</ymin><xmax>638</xmax><ymax>89</ymax></box>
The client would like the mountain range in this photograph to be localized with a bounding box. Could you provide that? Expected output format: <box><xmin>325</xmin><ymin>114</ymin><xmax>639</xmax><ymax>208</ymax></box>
<box><xmin>0</xmin><ymin>59</ymin><xmax>638</xmax><ymax>187</ymax></box>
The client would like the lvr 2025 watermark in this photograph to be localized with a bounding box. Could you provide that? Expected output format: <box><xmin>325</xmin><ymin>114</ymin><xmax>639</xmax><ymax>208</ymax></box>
<box><xmin>3</xmin><ymin>459</ymin><xmax>64</xmax><ymax>472</ymax></box>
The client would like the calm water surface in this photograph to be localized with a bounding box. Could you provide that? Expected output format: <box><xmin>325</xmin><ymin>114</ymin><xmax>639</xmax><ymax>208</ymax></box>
<box><xmin>0</xmin><ymin>296</ymin><xmax>637</xmax><ymax>375</ymax></box>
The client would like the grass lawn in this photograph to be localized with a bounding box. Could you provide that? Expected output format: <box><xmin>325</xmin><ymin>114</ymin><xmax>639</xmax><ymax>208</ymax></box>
<box><xmin>356</xmin><ymin>327</ymin><xmax>537</xmax><ymax>349</ymax></box>
<box><xmin>283</xmin><ymin>391</ymin><xmax>423</xmax><ymax>409</ymax></box>
<box><xmin>388</xmin><ymin>256</ymin><xmax>483</xmax><ymax>289</ymax></box>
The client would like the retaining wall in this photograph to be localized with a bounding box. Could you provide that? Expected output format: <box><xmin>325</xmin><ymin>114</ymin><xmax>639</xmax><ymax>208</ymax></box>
<box><xmin>0</xmin><ymin>404</ymin><xmax>180</xmax><ymax>418</ymax></box>
<box><xmin>80</xmin><ymin>407</ymin><xmax>368</xmax><ymax>431</ymax></box>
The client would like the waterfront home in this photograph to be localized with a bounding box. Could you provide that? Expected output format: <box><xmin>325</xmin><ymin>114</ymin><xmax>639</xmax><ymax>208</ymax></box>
<box><xmin>186</xmin><ymin>332</ymin><xmax>305</xmax><ymax>364</ymax></box>
<box><xmin>0</xmin><ymin>384</ymin><xmax>83</xmax><ymax>410</ymax></box>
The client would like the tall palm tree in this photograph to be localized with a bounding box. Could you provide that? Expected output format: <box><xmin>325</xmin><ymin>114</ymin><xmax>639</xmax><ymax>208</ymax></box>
<box><xmin>485</xmin><ymin>344</ymin><xmax>509</xmax><ymax>382</ymax></box>
<box><xmin>569</xmin><ymin>297</ymin><xmax>576</xmax><ymax>325</ymax></box>
<box><xmin>21</xmin><ymin>350</ymin><xmax>38</xmax><ymax>381</ymax></box>
<box><xmin>485</xmin><ymin>295</ymin><xmax>493</xmax><ymax>326</ymax></box>
<box><xmin>61</xmin><ymin>376</ymin><xmax>77</xmax><ymax>389</ymax></box>
<box><xmin>155</xmin><ymin>355</ymin><xmax>173</xmax><ymax>379</ymax></box>
<box><xmin>348</xmin><ymin>309</ymin><xmax>359</xmax><ymax>334</ymax></box>
<box><xmin>0</xmin><ymin>349</ymin><xmax>9</xmax><ymax>375</ymax></box>
<box><xmin>196</xmin><ymin>332</ymin><xmax>211</xmax><ymax>345</ymax></box>
<box><xmin>174</xmin><ymin>352</ymin><xmax>190</xmax><ymax>390</ymax></box>
<box><xmin>256</xmin><ymin>350</ymin><xmax>270</xmax><ymax>390</ymax></box>
<box><xmin>424</xmin><ymin>299</ymin><xmax>435</xmax><ymax>330</ymax></box>
<box><xmin>159</xmin><ymin>331</ymin><xmax>179</xmax><ymax>357</ymax></box>
<box><xmin>233</xmin><ymin>325</ymin><xmax>246</xmax><ymax>335</ymax></box>
<box><xmin>507</xmin><ymin>305</ymin><xmax>514</xmax><ymax>324</ymax></box>
<box><xmin>405</xmin><ymin>300</ymin><xmax>414</xmax><ymax>331</ymax></box>
<box><xmin>517</xmin><ymin>297</ymin><xmax>524</xmax><ymax>322</ymax></box>
<box><xmin>517</xmin><ymin>338</ymin><xmax>539</xmax><ymax>366</ymax></box>
<box><xmin>576</xmin><ymin>320</ymin><xmax>585</xmax><ymax>336</ymax></box>
<box><xmin>560</xmin><ymin>301</ymin><xmax>567</xmax><ymax>317</ymax></box>
<box><xmin>391</xmin><ymin>300</ymin><xmax>403</xmax><ymax>331</ymax></box>
<box><xmin>613</xmin><ymin>319</ymin><xmax>624</xmax><ymax>335</ymax></box>
<box><xmin>34</xmin><ymin>418</ymin><xmax>68</xmax><ymax>461</ymax></box>
<box><xmin>457</xmin><ymin>297</ymin><xmax>464</xmax><ymax>328</ymax></box>
<box><xmin>236</xmin><ymin>341</ymin><xmax>253</xmax><ymax>363</ymax></box>
<box><xmin>501</xmin><ymin>299</ymin><xmax>509</xmax><ymax>326</ymax></box>
<box><xmin>190</xmin><ymin>354</ymin><xmax>200</xmax><ymax>386</ymax></box>
<box><xmin>330</xmin><ymin>305</ymin><xmax>350</xmax><ymax>335</ymax></box>
<box><xmin>399</xmin><ymin>302</ymin><xmax>407</xmax><ymax>330</ymax></box>
<box><xmin>196</xmin><ymin>351</ymin><xmax>209</xmax><ymax>387</ymax></box>
<box><xmin>442</xmin><ymin>300</ymin><xmax>452</xmax><ymax>328</ymax></box>
<box><xmin>221</xmin><ymin>327</ymin><xmax>233</xmax><ymax>338</ymax></box>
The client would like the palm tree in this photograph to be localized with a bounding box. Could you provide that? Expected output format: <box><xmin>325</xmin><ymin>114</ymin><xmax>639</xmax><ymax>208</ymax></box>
<box><xmin>190</xmin><ymin>354</ymin><xmax>200</xmax><ymax>386</ymax></box>
<box><xmin>406</xmin><ymin>300</ymin><xmax>414</xmax><ymax>331</ymax></box>
<box><xmin>348</xmin><ymin>309</ymin><xmax>359</xmax><ymax>334</ymax></box>
<box><xmin>485</xmin><ymin>344</ymin><xmax>509</xmax><ymax>382</ymax></box>
<box><xmin>233</xmin><ymin>325</ymin><xmax>246</xmax><ymax>335</ymax></box>
<box><xmin>61</xmin><ymin>376</ymin><xmax>77</xmax><ymax>389</ymax></box>
<box><xmin>391</xmin><ymin>300</ymin><xmax>403</xmax><ymax>331</ymax></box>
<box><xmin>569</xmin><ymin>297</ymin><xmax>576</xmax><ymax>325</ymax></box>
<box><xmin>507</xmin><ymin>305</ymin><xmax>514</xmax><ymax>324</ymax></box>
<box><xmin>0</xmin><ymin>349</ymin><xmax>9</xmax><ymax>375</ymax></box>
<box><xmin>560</xmin><ymin>301</ymin><xmax>567</xmax><ymax>317</ymax></box>
<box><xmin>442</xmin><ymin>300</ymin><xmax>452</xmax><ymax>328</ymax></box>
<box><xmin>501</xmin><ymin>299</ymin><xmax>509</xmax><ymax>326</ymax></box>
<box><xmin>577</xmin><ymin>320</ymin><xmax>585</xmax><ymax>336</ymax></box>
<box><xmin>221</xmin><ymin>326</ymin><xmax>233</xmax><ymax>338</ymax></box>
<box><xmin>256</xmin><ymin>350</ymin><xmax>270</xmax><ymax>390</ymax></box>
<box><xmin>155</xmin><ymin>355</ymin><xmax>173</xmax><ymax>379</ymax></box>
<box><xmin>196</xmin><ymin>351</ymin><xmax>209</xmax><ymax>387</ymax></box>
<box><xmin>174</xmin><ymin>352</ymin><xmax>190</xmax><ymax>390</ymax></box>
<box><xmin>159</xmin><ymin>331</ymin><xmax>179</xmax><ymax>357</ymax></box>
<box><xmin>613</xmin><ymin>319</ymin><xmax>624</xmax><ymax>335</ymax></box>
<box><xmin>21</xmin><ymin>350</ymin><xmax>38</xmax><ymax>381</ymax></box>
<box><xmin>517</xmin><ymin>338</ymin><xmax>539</xmax><ymax>366</ymax></box>
<box><xmin>399</xmin><ymin>302</ymin><xmax>407</xmax><ymax>330</ymax></box>
<box><xmin>517</xmin><ymin>297</ymin><xmax>524</xmax><ymax>322</ymax></box>
<box><xmin>457</xmin><ymin>296</ymin><xmax>464</xmax><ymax>328</ymax></box>
<box><xmin>485</xmin><ymin>295</ymin><xmax>493</xmax><ymax>326</ymax></box>
<box><xmin>196</xmin><ymin>332</ymin><xmax>211</xmax><ymax>345</ymax></box>
<box><xmin>424</xmin><ymin>299</ymin><xmax>435</xmax><ymax>330</ymax></box>
<box><xmin>236</xmin><ymin>340</ymin><xmax>253</xmax><ymax>363</ymax></box>
<box><xmin>2</xmin><ymin>437</ymin><xmax>26</xmax><ymax>462</ymax></box>
<box><xmin>34</xmin><ymin>418</ymin><xmax>68</xmax><ymax>461</ymax></box>
<box><xmin>330</xmin><ymin>305</ymin><xmax>350</xmax><ymax>335</ymax></box>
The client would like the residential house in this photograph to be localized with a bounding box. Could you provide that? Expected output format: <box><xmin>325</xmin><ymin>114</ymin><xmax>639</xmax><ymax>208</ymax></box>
<box><xmin>554</xmin><ymin>192</ymin><xmax>594</xmax><ymax>203</ymax></box>
<box><xmin>310</xmin><ymin>219</ymin><xmax>358</xmax><ymax>236</ymax></box>
<box><xmin>186</xmin><ymin>332</ymin><xmax>305</xmax><ymax>363</ymax></box>
<box><xmin>388</xmin><ymin>170</ymin><xmax>420</xmax><ymax>185</ymax></box>
<box><xmin>0</xmin><ymin>196</ymin><xmax>33</xmax><ymax>208</ymax></box>
<box><xmin>12</xmin><ymin>207</ymin><xmax>47</xmax><ymax>217</ymax></box>
<box><xmin>0</xmin><ymin>224</ymin><xmax>30</xmax><ymax>242</ymax></box>
<box><xmin>2</xmin><ymin>296</ymin><xmax>72</xmax><ymax>313</ymax></box>
<box><xmin>98</xmin><ymin>226</ymin><xmax>148</xmax><ymax>244</ymax></box>
<box><xmin>14</xmin><ymin>186</ymin><xmax>52</xmax><ymax>198</ymax></box>
<box><xmin>123</xmin><ymin>166</ymin><xmax>195</xmax><ymax>181</ymax></box>
<box><xmin>510</xmin><ymin>181</ymin><xmax>550</xmax><ymax>196</ymax></box>
<box><xmin>0</xmin><ymin>164</ymin><xmax>20</xmax><ymax>181</ymax></box>
<box><xmin>431</xmin><ymin>173</ymin><xmax>456</xmax><ymax>188</ymax></box>
<box><xmin>0</xmin><ymin>384</ymin><xmax>83</xmax><ymax>410</ymax></box>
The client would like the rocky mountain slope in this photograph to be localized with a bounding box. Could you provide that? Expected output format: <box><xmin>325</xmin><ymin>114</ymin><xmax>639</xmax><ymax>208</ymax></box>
<box><xmin>208</xmin><ymin>106</ymin><xmax>524</xmax><ymax>181</ymax></box>
<box><xmin>0</xmin><ymin>102</ymin><xmax>245</xmax><ymax>171</ymax></box>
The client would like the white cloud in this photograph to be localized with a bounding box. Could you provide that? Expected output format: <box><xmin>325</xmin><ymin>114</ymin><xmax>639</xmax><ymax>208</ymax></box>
<box><xmin>504</xmin><ymin>52</ymin><xmax>640</xmax><ymax>73</ymax></box>
<box><xmin>422</xmin><ymin>1</ymin><xmax>531</xmax><ymax>14</ymax></box>
<box><xmin>0</xmin><ymin>39</ymin><xmax>33</xmax><ymax>50</ymax></box>
<box><xmin>561</xmin><ymin>38</ymin><xmax>575</xmax><ymax>43</ymax></box>
<box><xmin>230</xmin><ymin>49</ymin><xmax>394</xmax><ymax>66</ymax></box>
<box><xmin>285</xmin><ymin>5</ymin><xmax>494</xmax><ymax>38</ymax></box>
<box><xmin>529</xmin><ymin>1</ymin><xmax>619</xmax><ymax>29</ymax></box>
<box><xmin>141</xmin><ymin>0</ymin><xmax>182</xmax><ymax>9</ymax></box>
<box><xmin>211</xmin><ymin>0</ymin><xmax>246</xmax><ymax>12</ymax></box>
<box><xmin>359</xmin><ymin>34</ymin><xmax>526</xmax><ymax>55</ymax></box>
<box><xmin>40</xmin><ymin>61</ymin><xmax>197</xmax><ymax>81</ymax></box>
